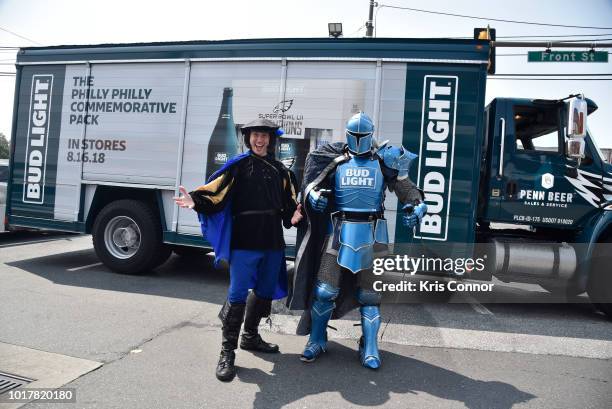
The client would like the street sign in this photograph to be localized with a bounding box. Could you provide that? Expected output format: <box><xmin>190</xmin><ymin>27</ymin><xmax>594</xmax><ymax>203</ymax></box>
<box><xmin>528</xmin><ymin>51</ymin><xmax>608</xmax><ymax>63</ymax></box>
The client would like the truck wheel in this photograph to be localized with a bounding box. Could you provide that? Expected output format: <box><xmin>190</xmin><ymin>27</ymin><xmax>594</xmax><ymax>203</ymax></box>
<box><xmin>92</xmin><ymin>199</ymin><xmax>171</xmax><ymax>274</ymax></box>
<box><xmin>587</xmin><ymin>236</ymin><xmax>612</xmax><ymax>320</ymax></box>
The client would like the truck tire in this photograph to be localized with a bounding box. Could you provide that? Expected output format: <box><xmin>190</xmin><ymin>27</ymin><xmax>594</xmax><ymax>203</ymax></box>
<box><xmin>587</xmin><ymin>236</ymin><xmax>612</xmax><ymax>320</ymax></box>
<box><xmin>92</xmin><ymin>199</ymin><xmax>171</xmax><ymax>274</ymax></box>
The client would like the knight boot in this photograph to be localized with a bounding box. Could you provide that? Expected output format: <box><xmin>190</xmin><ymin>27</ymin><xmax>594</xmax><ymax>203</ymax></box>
<box><xmin>301</xmin><ymin>281</ymin><xmax>339</xmax><ymax>362</ymax></box>
<box><xmin>216</xmin><ymin>301</ymin><xmax>246</xmax><ymax>382</ymax></box>
<box><xmin>240</xmin><ymin>293</ymin><xmax>279</xmax><ymax>353</ymax></box>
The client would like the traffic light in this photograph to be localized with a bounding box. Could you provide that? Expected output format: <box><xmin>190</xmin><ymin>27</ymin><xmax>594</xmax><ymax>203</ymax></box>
<box><xmin>474</xmin><ymin>27</ymin><xmax>496</xmax><ymax>74</ymax></box>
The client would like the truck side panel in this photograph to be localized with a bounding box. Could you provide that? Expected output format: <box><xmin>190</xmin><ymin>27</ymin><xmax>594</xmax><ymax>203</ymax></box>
<box><xmin>9</xmin><ymin>65</ymin><xmax>67</xmax><ymax>225</ymax></box>
<box><xmin>80</xmin><ymin>63</ymin><xmax>185</xmax><ymax>186</ymax></box>
<box><xmin>395</xmin><ymin>64</ymin><xmax>487</xmax><ymax>257</ymax></box>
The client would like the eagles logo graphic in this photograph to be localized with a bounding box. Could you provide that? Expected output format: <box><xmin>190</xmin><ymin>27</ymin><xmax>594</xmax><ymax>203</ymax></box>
<box><xmin>273</xmin><ymin>99</ymin><xmax>294</xmax><ymax>113</ymax></box>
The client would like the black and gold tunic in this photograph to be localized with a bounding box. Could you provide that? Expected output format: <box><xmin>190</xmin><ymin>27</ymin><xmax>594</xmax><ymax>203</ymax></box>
<box><xmin>190</xmin><ymin>153</ymin><xmax>299</xmax><ymax>251</ymax></box>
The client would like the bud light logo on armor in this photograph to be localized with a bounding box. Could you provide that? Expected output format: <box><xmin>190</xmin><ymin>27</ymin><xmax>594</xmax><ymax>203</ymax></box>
<box><xmin>340</xmin><ymin>167</ymin><xmax>376</xmax><ymax>188</ymax></box>
<box><xmin>415</xmin><ymin>76</ymin><xmax>458</xmax><ymax>241</ymax></box>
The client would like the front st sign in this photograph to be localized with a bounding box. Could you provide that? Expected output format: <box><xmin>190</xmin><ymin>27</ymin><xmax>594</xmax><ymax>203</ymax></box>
<box><xmin>528</xmin><ymin>51</ymin><xmax>608</xmax><ymax>63</ymax></box>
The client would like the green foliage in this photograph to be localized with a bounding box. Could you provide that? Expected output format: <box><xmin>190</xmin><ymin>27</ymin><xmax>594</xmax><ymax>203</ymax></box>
<box><xmin>0</xmin><ymin>133</ymin><xmax>9</xmax><ymax>159</ymax></box>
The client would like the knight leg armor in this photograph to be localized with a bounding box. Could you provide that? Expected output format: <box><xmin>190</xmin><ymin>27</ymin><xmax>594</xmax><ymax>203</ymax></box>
<box><xmin>356</xmin><ymin>287</ymin><xmax>382</xmax><ymax>369</ymax></box>
<box><xmin>300</xmin><ymin>280</ymin><xmax>339</xmax><ymax>362</ymax></box>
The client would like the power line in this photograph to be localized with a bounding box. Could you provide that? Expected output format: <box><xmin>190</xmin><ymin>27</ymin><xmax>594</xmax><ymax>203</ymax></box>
<box><xmin>488</xmin><ymin>78</ymin><xmax>612</xmax><ymax>80</ymax></box>
<box><xmin>498</xmin><ymin>33</ymin><xmax>612</xmax><ymax>38</ymax></box>
<box><xmin>0</xmin><ymin>25</ymin><xmax>41</xmax><ymax>45</ymax></box>
<box><xmin>542</xmin><ymin>38</ymin><xmax>612</xmax><ymax>43</ymax></box>
<box><xmin>494</xmin><ymin>73</ymin><xmax>612</xmax><ymax>76</ymax></box>
<box><xmin>347</xmin><ymin>24</ymin><xmax>366</xmax><ymax>37</ymax></box>
<box><xmin>376</xmin><ymin>4</ymin><xmax>612</xmax><ymax>30</ymax></box>
<box><xmin>485</xmin><ymin>37</ymin><xmax>612</xmax><ymax>43</ymax></box>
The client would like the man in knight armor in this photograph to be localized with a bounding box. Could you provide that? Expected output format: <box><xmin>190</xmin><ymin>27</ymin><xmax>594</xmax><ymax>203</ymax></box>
<box><xmin>287</xmin><ymin>112</ymin><xmax>427</xmax><ymax>369</ymax></box>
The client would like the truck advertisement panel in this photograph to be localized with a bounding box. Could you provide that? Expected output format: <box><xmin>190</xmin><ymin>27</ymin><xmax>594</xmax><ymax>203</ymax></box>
<box><xmin>10</xmin><ymin>65</ymin><xmax>66</xmax><ymax>220</ymax></box>
<box><xmin>9</xmin><ymin>60</ymin><xmax>483</xmax><ymax>252</ymax></box>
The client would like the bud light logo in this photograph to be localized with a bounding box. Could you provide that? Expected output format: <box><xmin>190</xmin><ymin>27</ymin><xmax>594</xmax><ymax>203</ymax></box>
<box><xmin>214</xmin><ymin>152</ymin><xmax>228</xmax><ymax>164</ymax></box>
<box><xmin>340</xmin><ymin>167</ymin><xmax>376</xmax><ymax>188</ymax></box>
<box><xmin>415</xmin><ymin>76</ymin><xmax>458</xmax><ymax>241</ymax></box>
<box><xmin>23</xmin><ymin>74</ymin><xmax>54</xmax><ymax>204</ymax></box>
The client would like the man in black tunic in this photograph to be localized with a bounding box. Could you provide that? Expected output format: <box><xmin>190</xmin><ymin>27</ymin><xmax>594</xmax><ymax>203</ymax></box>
<box><xmin>174</xmin><ymin>119</ymin><xmax>302</xmax><ymax>382</ymax></box>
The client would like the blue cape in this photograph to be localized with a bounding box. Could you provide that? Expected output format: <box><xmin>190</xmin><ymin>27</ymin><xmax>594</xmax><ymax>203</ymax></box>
<box><xmin>197</xmin><ymin>151</ymin><xmax>288</xmax><ymax>300</ymax></box>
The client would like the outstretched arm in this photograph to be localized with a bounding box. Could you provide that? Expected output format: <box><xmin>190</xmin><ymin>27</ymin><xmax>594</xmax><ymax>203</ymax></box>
<box><xmin>173</xmin><ymin>169</ymin><xmax>236</xmax><ymax>214</ymax></box>
<box><xmin>380</xmin><ymin>145</ymin><xmax>426</xmax><ymax>227</ymax></box>
<box><xmin>173</xmin><ymin>186</ymin><xmax>195</xmax><ymax>209</ymax></box>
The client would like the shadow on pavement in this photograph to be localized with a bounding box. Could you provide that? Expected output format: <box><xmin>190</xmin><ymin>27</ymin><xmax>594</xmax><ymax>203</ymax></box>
<box><xmin>6</xmin><ymin>247</ymin><xmax>611</xmax><ymax>341</ymax></box>
<box><xmin>237</xmin><ymin>342</ymin><xmax>535</xmax><ymax>409</ymax></box>
<box><xmin>6</xmin><ymin>248</ymin><xmax>230</xmax><ymax>306</ymax></box>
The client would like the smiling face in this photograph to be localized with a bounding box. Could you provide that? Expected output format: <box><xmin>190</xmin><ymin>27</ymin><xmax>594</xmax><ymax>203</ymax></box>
<box><xmin>249</xmin><ymin>131</ymin><xmax>271</xmax><ymax>157</ymax></box>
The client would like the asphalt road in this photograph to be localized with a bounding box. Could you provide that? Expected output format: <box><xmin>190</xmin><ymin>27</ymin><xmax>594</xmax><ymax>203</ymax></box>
<box><xmin>0</xmin><ymin>231</ymin><xmax>611</xmax><ymax>408</ymax></box>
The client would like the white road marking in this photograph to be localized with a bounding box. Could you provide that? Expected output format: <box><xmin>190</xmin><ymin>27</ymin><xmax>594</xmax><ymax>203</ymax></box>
<box><xmin>67</xmin><ymin>262</ymin><xmax>103</xmax><ymax>272</ymax></box>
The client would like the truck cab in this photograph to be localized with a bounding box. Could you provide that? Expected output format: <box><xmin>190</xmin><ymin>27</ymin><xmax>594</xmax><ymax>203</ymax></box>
<box><xmin>476</xmin><ymin>96</ymin><xmax>612</xmax><ymax>311</ymax></box>
<box><xmin>482</xmin><ymin>97</ymin><xmax>610</xmax><ymax>228</ymax></box>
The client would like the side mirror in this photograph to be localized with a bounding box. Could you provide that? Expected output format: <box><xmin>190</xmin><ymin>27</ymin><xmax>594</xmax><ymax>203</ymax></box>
<box><xmin>565</xmin><ymin>138</ymin><xmax>585</xmax><ymax>160</ymax></box>
<box><xmin>567</xmin><ymin>97</ymin><xmax>587</xmax><ymax>138</ymax></box>
<box><xmin>565</xmin><ymin>96</ymin><xmax>588</xmax><ymax>166</ymax></box>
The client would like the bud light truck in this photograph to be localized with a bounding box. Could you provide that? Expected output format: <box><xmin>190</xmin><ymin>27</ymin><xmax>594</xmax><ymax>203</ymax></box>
<box><xmin>5</xmin><ymin>38</ymin><xmax>611</xmax><ymax>317</ymax></box>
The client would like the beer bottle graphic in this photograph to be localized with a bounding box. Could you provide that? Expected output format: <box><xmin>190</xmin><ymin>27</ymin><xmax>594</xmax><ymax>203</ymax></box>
<box><xmin>206</xmin><ymin>87</ymin><xmax>237</xmax><ymax>179</ymax></box>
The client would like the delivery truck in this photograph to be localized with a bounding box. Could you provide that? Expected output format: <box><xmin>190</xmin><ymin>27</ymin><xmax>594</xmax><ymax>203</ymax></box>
<box><xmin>5</xmin><ymin>37</ymin><xmax>612</xmax><ymax>317</ymax></box>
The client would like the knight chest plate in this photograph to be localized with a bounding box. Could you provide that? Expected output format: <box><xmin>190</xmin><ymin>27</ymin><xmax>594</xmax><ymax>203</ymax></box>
<box><xmin>335</xmin><ymin>157</ymin><xmax>384</xmax><ymax>212</ymax></box>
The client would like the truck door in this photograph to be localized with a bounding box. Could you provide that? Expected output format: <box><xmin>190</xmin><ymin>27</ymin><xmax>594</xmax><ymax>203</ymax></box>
<box><xmin>493</xmin><ymin>101</ymin><xmax>594</xmax><ymax>228</ymax></box>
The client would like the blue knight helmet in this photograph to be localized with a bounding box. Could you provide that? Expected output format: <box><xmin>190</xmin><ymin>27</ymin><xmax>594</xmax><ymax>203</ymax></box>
<box><xmin>345</xmin><ymin>112</ymin><xmax>375</xmax><ymax>155</ymax></box>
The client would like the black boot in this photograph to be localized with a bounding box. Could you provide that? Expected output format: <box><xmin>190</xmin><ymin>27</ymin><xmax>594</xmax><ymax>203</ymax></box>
<box><xmin>216</xmin><ymin>301</ymin><xmax>246</xmax><ymax>382</ymax></box>
<box><xmin>240</xmin><ymin>293</ymin><xmax>279</xmax><ymax>353</ymax></box>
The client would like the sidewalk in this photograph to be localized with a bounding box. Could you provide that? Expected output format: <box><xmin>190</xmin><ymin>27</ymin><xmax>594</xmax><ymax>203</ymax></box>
<box><xmin>21</xmin><ymin>315</ymin><xmax>611</xmax><ymax>409</ymax></box>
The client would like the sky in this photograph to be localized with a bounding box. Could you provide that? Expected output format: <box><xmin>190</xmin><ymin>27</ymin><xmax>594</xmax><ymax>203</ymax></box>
<box><xmin>0</xmin><ymin>0</ymin><xmax>611</xmax><ymax>146</ymax></box>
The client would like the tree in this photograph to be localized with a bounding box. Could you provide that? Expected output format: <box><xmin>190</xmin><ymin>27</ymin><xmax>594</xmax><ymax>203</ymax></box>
<box><xmin>0</xmin><ymin>133</ymin><xmax>9</xmax><ymax>159</ymax></box>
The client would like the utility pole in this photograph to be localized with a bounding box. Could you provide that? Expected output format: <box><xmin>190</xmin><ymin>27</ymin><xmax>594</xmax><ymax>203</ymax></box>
<box><xmin>365</xmin><ymin>0</ymin><xmax>376</xmax><ymax>38</ymax></box>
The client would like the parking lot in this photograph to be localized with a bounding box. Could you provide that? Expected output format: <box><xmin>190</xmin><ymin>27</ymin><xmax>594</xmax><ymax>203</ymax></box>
<box><xmin>1</xmin><ymin>231</ymin><xmax>611</xmax><ymax>408</ymax></box>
